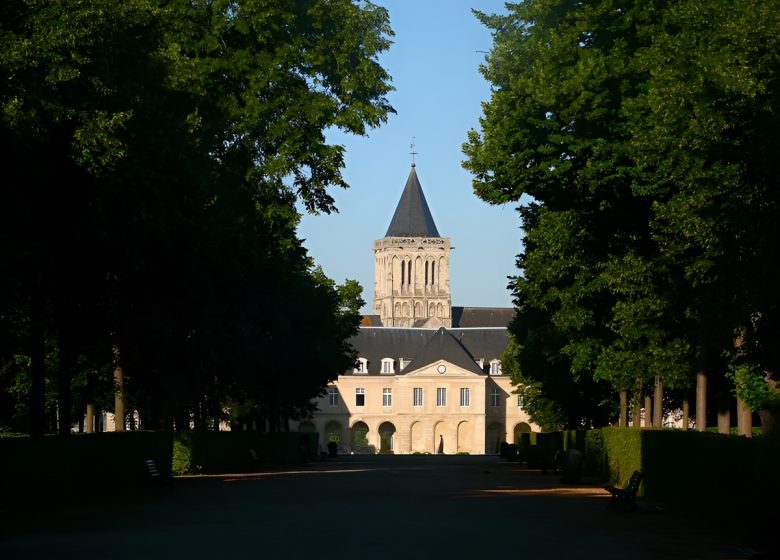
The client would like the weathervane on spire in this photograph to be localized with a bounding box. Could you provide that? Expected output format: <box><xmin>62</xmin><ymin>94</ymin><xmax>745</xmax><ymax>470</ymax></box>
<box><xmin>410</xmin><ymin>137</ymin><xmax>418</xmax><ymax>167</ymax></box>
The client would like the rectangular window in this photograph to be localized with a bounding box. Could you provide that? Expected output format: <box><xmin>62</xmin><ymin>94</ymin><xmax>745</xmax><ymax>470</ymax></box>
<box><xmin>490</xmin><ymin>388</ymin><xmax>500</xmax><ymax>407</ymax></box>
<box><xmin>382</xmin><ymin>388</ymin><xmax>392</xmax><ymax>407</ymax></box>
<box><xmin>517</xmin><ymin>394</ymin><xmax>523</xmax><ymax>407</ymax></box>
<box><xmin>460</xmin><ymin>387</ymin><xmax>470</xmax><ymax>407</ymax></box>
<box><xmin>413</xmin><ymin>387</ymin><xmax>423</xmax><ymax>407</ymax></box>
<box><xmin>381</xmin><ymin>359</ymin><xmax>394</xmax><ymax>374</ymax></box>
<box><xmin>436</xmin><ymin>387</ymin><xmax>447</xmax><ymax>407</ymax></box>
<box><xmin>356</xmin><ymin>388</ymin><xmax>365</xmax><ymax>407</ymax></box>
<box><xmin>328</xmin><ymin>387</ymin><xmax>339</xmax><ymax>406</ymax></box>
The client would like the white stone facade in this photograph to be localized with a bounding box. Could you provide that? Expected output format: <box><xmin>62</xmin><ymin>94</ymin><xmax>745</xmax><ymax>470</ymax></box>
<box><xmin>297</xmin><ymin>360</ymin><xmax>538</xmax><ymax>455</ymax></box>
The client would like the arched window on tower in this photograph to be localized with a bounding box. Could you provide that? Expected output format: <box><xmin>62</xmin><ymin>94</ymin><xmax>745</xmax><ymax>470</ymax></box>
<box><xmin>431</xmin><ymin>261</ymin><xmax>435</xmax><ymax>286</ymax></box>
<box><xmin>401</xmin><ymin>260</ymin><xmax>405</xmax><ymax>286</ymax></box>
<box><xmin>407</xmin><ymin>260</ymin><xmax>412</xmax><ymax>288</ymax></box>
<box><xmin>425</xmin><ymin>261</ymin><xmax>429</xmax><ymax>286</ymax></box>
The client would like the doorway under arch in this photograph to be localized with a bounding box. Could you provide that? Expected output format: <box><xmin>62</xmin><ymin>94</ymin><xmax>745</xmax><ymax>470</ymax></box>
<box><xmin>410</xmin><ymin>421</ymin><xmax>426</xmax><ymax>453</ymax></box>
<box><xmin>378</xmin><ymin>421</ymin><xmax>396</xmax><ymax>454</ymax></box>
<box><xmin>351</xmin><ymin>421</ymin><xmax>371</xmax><ymax>453</ymax></box>
<box><xmin>457</xmin><ymin>421</ymin><xmax>473</xmax><ymax>453</ymax></box>
<box><xmin>486</xmin><ymin>422</ymin><xmax>504</xmax><ymax>454</ymax></box>
<box><xmin>434</xmin><ymin>421</ymin><xmax>447</xmax><ymax>454</ymax></box>
<box><xmin>324</xmin><ymin>420</ymin><xmax>343</xmax><ymax>447</ymax></box>
<box><xmin>513</xmin><ymin>422</ymin><xmax>532</xmax><ymax>444</ymax></box>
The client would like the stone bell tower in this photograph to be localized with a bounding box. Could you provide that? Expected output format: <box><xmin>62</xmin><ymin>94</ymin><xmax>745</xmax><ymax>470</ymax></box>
<box><xmin>373</xmin><ymin>164</ymin><xmax>451</xmax><ymax>327</ymax></box>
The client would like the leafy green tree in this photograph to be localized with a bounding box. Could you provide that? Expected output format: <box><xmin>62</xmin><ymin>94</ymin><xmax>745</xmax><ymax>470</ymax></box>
<box><xmin>464</xmin><ymin>0</ymin><xmax>778</xmax><ymax>429</ymax></box>
<box><xmin>1</xmin><ymin>0</ymin><xmax>394</xmax><ymax>434</ymax></box>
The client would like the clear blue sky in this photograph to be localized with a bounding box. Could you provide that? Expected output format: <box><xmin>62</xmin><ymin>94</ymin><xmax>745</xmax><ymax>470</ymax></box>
<box><xmin>297</xmin><ymin>0</ymin><xmax>521</xmax><ymax>314</ymax></box>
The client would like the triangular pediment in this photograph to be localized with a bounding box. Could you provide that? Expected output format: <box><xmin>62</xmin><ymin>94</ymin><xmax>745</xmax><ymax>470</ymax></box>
<box><xmin>404</xmin><ymin>359</ymin><xmax>483</xmax><ymax>378</ymax></box>
<box><xmin>402</xmin><ymin>327</ymin><xmax>485</xmax><ymax>376</ymax></box>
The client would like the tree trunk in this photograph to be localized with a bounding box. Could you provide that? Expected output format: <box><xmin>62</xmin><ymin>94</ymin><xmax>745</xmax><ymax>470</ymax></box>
<box><xmin>737</xmin><ymin>399</ymin><xmax>752</xmax><ymax>437</ymax></box>
<box><xmin>114</xmin><ymin>365</ymin><xmax>125</xmax><ymax>432</ymax></box>
<box><xmin>86</xmin><ymin>403</ymin><xmax>95</xmax><ymax>433</ymax></box>
<box><xmin>619</xmin><ymin>391</ymin><xmax>628</xmax><ymax>427</ymax></box>
<box><xmin>653</xmin><ymin>376</ymin><xmax>664</xmax><ymax>427</ymax></box>
<box><xmin>632</xmin><ymin>392</ymin><xmax>641</xmax><ymax>427</ymax></box>
<box><xmin>696</xmin><ymin>371</ymin><xmax>707</xmax><ymax>432</ymax></box>
<box><xmin>644</xmin><ymin>396</ymin><xmax>652</xmax><ymax>427</ymax></box>
<box><xmin>682</xmin><ymin>399</ymin><xmax>690</xmax><ymax>430</ymax></box>
<box><xmin>717</xmin><ymin>405</ymin><xmax>730</xmax><ymax>435</ymax></box>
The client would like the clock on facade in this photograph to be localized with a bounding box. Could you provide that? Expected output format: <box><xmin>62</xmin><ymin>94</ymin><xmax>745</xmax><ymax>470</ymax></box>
<box><xmin>437</xmin><ymin>364</ymin><xmax>446</xmax><ymax>374</ymax></box>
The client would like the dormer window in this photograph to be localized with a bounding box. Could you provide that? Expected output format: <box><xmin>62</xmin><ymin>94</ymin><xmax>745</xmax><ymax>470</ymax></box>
<box><xmin>399</xmin><ymin>358</ymin><xmax>410</xmax><ymax>371</ymax></box>
<box><xmin>490</xmin><ymin>360</ymin><xmax>502</xmax><ymax>375</ymax></box>
<box><xmin>381</xmin><ymin>358</ymin><xmax>395</xmax><ymax>374</ymax></box>
<box><xmin>354</xmin><ymin>358</ymin><xmax>368</xmax><ymax>374</ymax></box>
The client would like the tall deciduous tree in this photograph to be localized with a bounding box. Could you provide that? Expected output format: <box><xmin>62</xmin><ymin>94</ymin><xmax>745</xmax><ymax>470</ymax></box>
<box><xmin>463</xmin><ymin>0</ymin><xmax>778</xmax><ymax>430</ymax></box>
<box><xmin>0</xmin><ymin>0</ymin><xmax>394</xmax><ymax>434</ymax></box>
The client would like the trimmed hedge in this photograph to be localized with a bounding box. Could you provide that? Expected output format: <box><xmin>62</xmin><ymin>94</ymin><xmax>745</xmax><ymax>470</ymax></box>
<box><xmin>172</xmin><ymin>431</ymin><xmax>319</xmax><ymax>474</ymax></box>
<box><xmin>640</xmin><ymin>429</ymin><xmax>780</xmax><ymax>511</ymax></box>
<box><xmin>0</xmin><ymin>431</ymin><xmax>173</xmax><ymax>505</ymax></box>
<box><xmin>565</xmin><ymin>427</ymin><xmax>780</xmax><ymax>510</ymax></box>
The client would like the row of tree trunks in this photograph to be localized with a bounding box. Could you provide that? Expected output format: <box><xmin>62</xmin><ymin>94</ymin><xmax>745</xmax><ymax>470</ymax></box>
<box><xmin>620</xmin><ymin>370</ymin><xmax>754</xmax><ymax>435</ymax></box>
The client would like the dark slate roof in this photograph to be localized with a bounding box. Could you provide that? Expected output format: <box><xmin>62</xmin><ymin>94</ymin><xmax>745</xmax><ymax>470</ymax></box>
<box><xmin>452</xmin><ymin>307</ymin><xmax>516</xmax><ymax>328</ymax></box>
<box><xmin>360</xmin><ymin>315</ymin><xmax>384</xmax><ymax>327</ymax></box>
<box><xmin>345</xmin><ymin>326</ymin><xmax>509</xmax><ymax>375</ymax></box>
<box><xmin>403</xmin><ymin>327</ymin><xmax>485</xmax><ymax>375</ymax></box>
<box><xmin>385</xmin><ymin>165</ymin><xmax>440</xmax><ymax>238</ymax></box>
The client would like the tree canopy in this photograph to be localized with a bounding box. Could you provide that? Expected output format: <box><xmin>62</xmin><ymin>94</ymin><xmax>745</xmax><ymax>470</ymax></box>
<box><xmin>463</xmin><ymin>0</ymin><xmax>779</xmax><ymax>429</ymax></box>
<box><xmin>0</xmin><ymin>0</ymin><xmax>394</xmax><ymax>434</ymax></box>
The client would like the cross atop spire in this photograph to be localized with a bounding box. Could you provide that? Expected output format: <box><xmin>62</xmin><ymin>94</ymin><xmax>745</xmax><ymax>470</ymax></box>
<box><xmin>410</xmin><ymin>137</ymin><xmax>418</xmax><ymax>167</ymax></box>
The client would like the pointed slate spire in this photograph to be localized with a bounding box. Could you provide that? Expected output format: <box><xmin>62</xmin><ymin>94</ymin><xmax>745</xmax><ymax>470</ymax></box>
<box><xmin>385</xmin><ymin>165</ymin><xmax>440</xmax><ymax>238</ymax></box>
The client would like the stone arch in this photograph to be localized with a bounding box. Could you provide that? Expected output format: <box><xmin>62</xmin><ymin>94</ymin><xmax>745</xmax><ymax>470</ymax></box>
<box><xmin>513</xmin><ymin>422</ymin><xmax>532</xmax><ymax>444</ymax></box>
<box><xmin>378</xmin><ymin>421</ymin><xmax>396</xmax><ymax>454</ymax></box>
<box><xmin>410</xmin><ymin>421</ymin><xmax>427</xmax><ymax>453</ymax></box>
<box><xmin>402</xmin><ymin>302</ymin><xmax>410</xmax><ymax>317</ymax></box>
<box><xmin>392</xmin><ymin>256</ymin><xmax>401</xmax><ymax>293</ymax></box>
<box><xmin>434</xmin><ymin>421</ymin><xmax>447</xmax><ymax>454</ymax></box>
<box><xmin>486</xmin><ymin>422</ymin><xmax>504</xmax><ymax>454</ymax></box>
<box><xmin>395</xmin><ymin>302</ymin><xmax>401</xmax><ymax>318</ymax></box>
<box><xmin>324</xmin><ymin>420</ymin><xmax>343</xmax><ymax>449</ymax></box>
<box><xmin>414</xmin><ymin>301</ymin><xmax>423</xmax><ymax>317</ymax></box>
<box><xmin>351</xmin><ymin>421</ymin><xmax>371</xmax><ymax>453</ymax></box>
<box><xmin>437</xmin><ymin>303</ymin><xmax>444</xmax><ymax>317</ymax></box>
<box><xmin>457</xmin><ymin>420</ymin><xmax>473</xmax><ymax>453</ymax></box>
<box><xmin>429</xmin><ymin>303</ymin><xmax>436</xmax><ymax>317</ymax></box>
<box><xmin>415</xmin><ymin>256</ymin><xmax>423</xmax><ymax>289</ymax></box>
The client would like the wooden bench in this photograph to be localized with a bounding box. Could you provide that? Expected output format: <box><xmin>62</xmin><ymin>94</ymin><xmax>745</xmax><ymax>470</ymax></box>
<box><xmin>144</xmin><ymin>459</ymin><xmax>173</xmax><ymax>488</ymax></box>
<box><xmin>605</xmin><ymin>470</ymin><xmax>643</xmax><ymax>511</ymax></box>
